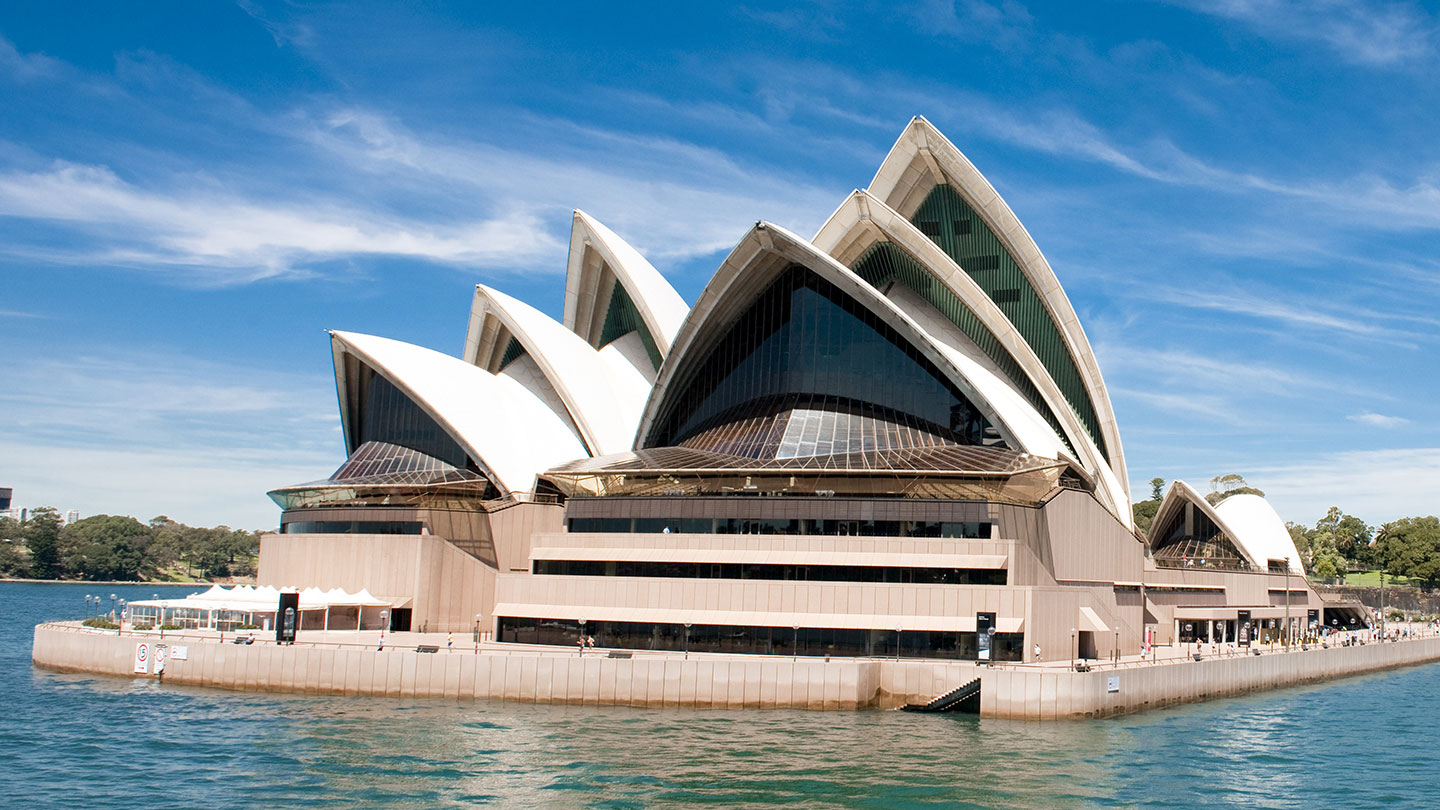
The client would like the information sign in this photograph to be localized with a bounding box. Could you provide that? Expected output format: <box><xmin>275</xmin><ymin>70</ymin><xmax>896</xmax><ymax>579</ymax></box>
<box><xmin>1107</xmin><ymin>676</ymin><xmax>1120</xmax><ymax>693</ymax></box>
<box><xmin>133</xmin><ymin>642</ymin><xmax>150</xmax><ymax>674</ymax></box>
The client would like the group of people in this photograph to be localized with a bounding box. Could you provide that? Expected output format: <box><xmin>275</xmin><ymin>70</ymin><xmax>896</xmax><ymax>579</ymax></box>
<box><xmin>576</xmin><ymin>634</ymin><xmax>598</xmax><ymax>655</ymax></box>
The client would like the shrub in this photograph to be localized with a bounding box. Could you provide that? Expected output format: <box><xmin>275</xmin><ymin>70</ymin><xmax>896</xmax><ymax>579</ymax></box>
<box><xmin>158</xmin><ymin>624</ymin><xmax>182</xmax><ymax>631</ymax></box>
<box><xmin>82</xmin><ymin>617</ymin><xmax>119</xmax><ymax>629</ymax></box>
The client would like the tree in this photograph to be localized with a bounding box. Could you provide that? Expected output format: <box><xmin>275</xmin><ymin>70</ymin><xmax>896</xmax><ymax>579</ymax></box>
<box><xmin>1133</xmin><ymin>500</ymin><xmax>1160</xmax><ymax>536</ymax></box>
<box><xmin>24</xmin><ymin>507</ymin><xmax>63</xmax><ymax>579</ymax></box>
<box><xmin>1314</xmin><ymin>507</ymin><xmax>1371</xmax><ymax>563</ymax></box>
<box><xmin>1286</xmin><ymin>522</ymin><xmax>1314</xmax><ymax>571</ymax></box>
<box><xmin>1204</xmin><ymin>474</ymin><xmax>1264</xmax><ymax>506</ymax></box>
<box><xmin>1373</xmin><ymin>517</ymin><xmax>1440</xmax><ymax>590</ymax></box>
<box><xmin>1149</xmin><ymin>477</ymin><xmax>1165</xmax><ymax>501</ymax></box>
<box><xmin>60</xmin><ymin>515</ymin><xmax>152</xmax><ymax>581</ymax></box>
<box><xmin>1309</xmin><ymin>533</ymin><xmax>1347</xmax><ymax>582</ymax></box>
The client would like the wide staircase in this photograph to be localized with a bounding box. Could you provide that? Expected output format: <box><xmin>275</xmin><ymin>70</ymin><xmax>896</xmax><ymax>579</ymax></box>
<box><xmin>901</xmin><ymin>678</ymin><xmax>981</xmax><ymax>713</ymax></box>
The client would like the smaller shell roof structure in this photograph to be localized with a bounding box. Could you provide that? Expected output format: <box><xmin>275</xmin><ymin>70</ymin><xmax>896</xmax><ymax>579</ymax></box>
<box><xmin>1214</xmin><ymin>493</ymin><xmax>1305</xmax><ymax>576</ymax></box>
<box><xmin>563</xmin><ymin>210</ymin><xmax>689</xmax><ymax>373</ymax></box>
<box><xmin>330</xmin><ymin>330</ymin><xmax>588</xmax><ymax>496</ymax></box>
<box><xmin>1150</xmin><ymin>481</ymin><xmax>1305</xmax><ymax>575</ymax></box>
<box><xmin>463</xmin><ymin>284</ymin><xmax>651</xmax><ymax>457</ymax></box>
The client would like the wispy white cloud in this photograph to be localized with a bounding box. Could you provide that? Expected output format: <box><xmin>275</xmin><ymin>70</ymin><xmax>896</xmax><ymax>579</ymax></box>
<box><xmin>1246</xmin><ymin>447</ymin><xmax>1440</xmax><ymax>523</ymax></box>
<box><xmin>1168</xmin><ymin>0</ymin><xmax>1436</xmax><ymax>67</ymax></box>
<box><xmin>0</xmin><ymin>160</ymin><xmax>564</xmax><ymax>284</ymax></box>
<box><xmin>1137</xmin><ymin>284</ymin><xmax>1428</xmax><ymax>345</ymax></box>
<box><xmin>1348</xmin><ymin>411</ymin><xmax>1410</xmax><ymax>428</ymax></box>
<box><xmin>298</xmin><ymin>108</ymin><xmax>841</xmax><ymax>261</ymax></box>
<box><xmin>0</xmin><ymin>308</ymin><xmax>47</xmax><ymax>318</ymax></box>
<box><xmin>0</xmin><ymin>350</ymin><xmax>339</xmax><ymax>527</ymax></box>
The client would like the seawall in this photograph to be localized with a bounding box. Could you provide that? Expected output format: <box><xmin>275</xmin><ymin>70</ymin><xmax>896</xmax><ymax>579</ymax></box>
<box><xmin>32</xmin><ymin>623</ymin><xmax>1440</xmax><ymax>718</ymax></box>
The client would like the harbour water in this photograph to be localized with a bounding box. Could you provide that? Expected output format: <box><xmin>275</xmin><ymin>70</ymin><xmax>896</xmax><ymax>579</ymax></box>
<box><xmin>8</xmin><ymin>582</ymin><xmax>1439</xmax><ymax>809</ymax></box>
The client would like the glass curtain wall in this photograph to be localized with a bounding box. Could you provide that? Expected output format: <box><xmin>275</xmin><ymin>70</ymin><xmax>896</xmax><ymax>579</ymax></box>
<box><xmin>648</xmin><ymin>265</ymin><xmax>994</xmax><ymax>455</ymax></box>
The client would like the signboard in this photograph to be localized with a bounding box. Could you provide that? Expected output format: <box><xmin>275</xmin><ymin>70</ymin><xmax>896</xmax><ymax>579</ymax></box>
<box><xmin>171</xmin><ymin>645</ymin><xmax>188</xmax><ymax>661</ymax></box>
<box><xmin>277</xmin><ymin>591</ymin><xmax>299</xmax><ymax>644</ymax></box>
<box><xmin>1107</xmin><ymin>676</ymin><xmax>1120</xmax><ymax>693</ymax></box>
<box><xmin>154</xmin><ymin>644</ymin><xmax>167</xmax><ymax>675</ymax></box>
<box><xmin>976</xmin><ymin>612</ymin><xmax>996</xmax><ymax>662</ymax></box>
<box><xmin>133</xmin><ymin>642</ymin><xmax>150</xmax><ymax>674</ymax></box>
<box><xmin>1237</xmin><ymin>610</ymin><xmax>1251</xmax><ymax>646</ymax></box>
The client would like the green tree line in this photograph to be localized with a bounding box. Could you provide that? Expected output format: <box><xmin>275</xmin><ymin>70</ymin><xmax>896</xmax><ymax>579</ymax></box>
<box><xmin>0</xmin><ymin>507</ymin><xmax>262</xmax><ymax>582</ymax></box>
<box><xmin>1133</xmin><ymin>475</ymin><xmax>1440</xmax><ymax>589</ymax></box>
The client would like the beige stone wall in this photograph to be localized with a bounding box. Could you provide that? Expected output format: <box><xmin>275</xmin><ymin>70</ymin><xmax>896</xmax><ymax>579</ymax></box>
<box><xmin>38</xmin><ymin>623</ymin><xmax>1440</xmax><ymax>717</ymax></box>
<box><xmin>259</xmin><ymin>533</ymin><xmax>498</xmax><ymax>633</ymax></box>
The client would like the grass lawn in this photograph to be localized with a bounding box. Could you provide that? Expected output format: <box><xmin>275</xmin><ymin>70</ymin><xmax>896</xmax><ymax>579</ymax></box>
<box><xmin>1340</xmin><ymin>570</ymin><xmax>1418</xmax><ymax>587</ymax></box>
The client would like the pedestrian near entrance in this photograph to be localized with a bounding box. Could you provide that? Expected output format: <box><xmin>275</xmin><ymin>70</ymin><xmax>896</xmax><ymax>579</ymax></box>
<box><xmin>1033</xmin><ymin>643</ymin><xmax>1042</xmax><ymax>661</ymax></box>
<box><xmin>447</xmin><ymin>633</ymin><xmax>453</xmax><ymax>651</ymax></box>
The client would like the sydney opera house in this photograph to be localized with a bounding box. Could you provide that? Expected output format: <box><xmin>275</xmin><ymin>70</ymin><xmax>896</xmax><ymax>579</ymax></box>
<box><xmin>259</xmin><ymin>118</ymin><xmax>1364</xmax><ymax>664</ymax></box>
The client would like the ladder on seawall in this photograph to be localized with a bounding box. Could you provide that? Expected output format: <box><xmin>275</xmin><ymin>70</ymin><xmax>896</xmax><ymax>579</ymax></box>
<box><xmin>901</xmin><ymin>678</ymin><xmax>981</xmax><ymax>713</ymax></box>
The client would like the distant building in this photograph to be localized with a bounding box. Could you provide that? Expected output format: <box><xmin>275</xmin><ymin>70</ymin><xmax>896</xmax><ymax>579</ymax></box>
<box><xmin>64</xmin><ymin>509</ymin><xmax>80</xmax><ymax>525</ymax></box>
<box><xmin>0</xmin><ymin>488</ymin><xmax>11</xmax><ymax>511</ymax></box>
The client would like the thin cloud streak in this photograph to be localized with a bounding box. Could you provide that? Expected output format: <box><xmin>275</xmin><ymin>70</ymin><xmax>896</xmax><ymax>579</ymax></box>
<box><xmin>1166</xmin><ymin>0</ymin><xmax>1436</xmax><ymax>67</ymax></box>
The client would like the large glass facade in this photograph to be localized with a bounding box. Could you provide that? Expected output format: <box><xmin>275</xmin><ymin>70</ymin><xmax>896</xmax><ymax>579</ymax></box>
<box><xmin>567</xmin><ymin>516</ymin><xmax>992</xmax><ymax>538</ymax></box>
<box><xmin>1151</xmin><ymin>502</ymin><xmax>1251</xmax><ymax>571</ymax></box>
<box><xmin>852</xmin><ymin>241</ymin><xmax>1072</xmax><ymax>455</ymax></box>
<box><xmin>498</xmin><ymin>617</ymin><xmax>1023</xmax><ymax>661</ymax></box>
<box><xmin>911</xmin><ymin>185</ymin><xmax>1109</xmax><ymax>462</ymax></box>
<box><xmin>281</xmin><ymin>520</ymin><xmax>424</xmax><ymax>535</ymax></box>
<box><xmin>358</xmin><ymin>370</ymin><xmax>470</xmax><ymax>470</ymax></box>
<box><xmin>648</xmin><ymin>265</ymin><xmax>994</xmax><ymax>454</ymax></box>
<box><xmin>533</xmin><ymin>559</ymin><xmax>1006</xmax><ymax>585</ymax></box>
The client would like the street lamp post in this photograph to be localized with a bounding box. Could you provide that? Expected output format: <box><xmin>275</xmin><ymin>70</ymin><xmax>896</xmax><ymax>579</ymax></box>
<box><xmin>1113</xmin><ymin>626</ymin><xmax>1120</xmax><ymax>663</ymax></box>
<box><xmin>684</xmin><ymin>623</ymin><xmax>691</xmax><ymax>659</ymax></box>
<box><xmin>1380</xmin><ymin>568</ymin><xmax>1386</xmax><ymax>641</ymax></box>
<box><xmin>895</xmin><ymin>626</ymin><xmax>903</xmax><ymax>663</ymax></box>
<box><xmin>109</xmin><ymin>593</ymin><xmax>117</xmax><ymax>623</ymax></box>
<box><xmin>1284</xmin><ymin>556</ymin><xmax>1291</xmax><ymax>650</ymax></box>
<box><xmin>1070</xmin><ymin>627</ymin><xmax>1076</xmax><ymax>670</ymax></box>
<box><xmin>792</xmin><ymin>625</ymin><xmax>800</xmax><ymax>661</ymax></box>
<box><xmin>578</xmin><ymin>618</ymin><xmax>587</xmax><ymax>656</ymax></box>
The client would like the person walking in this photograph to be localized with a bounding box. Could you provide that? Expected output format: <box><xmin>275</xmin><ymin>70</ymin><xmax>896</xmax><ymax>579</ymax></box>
<box><xmin>1033</xmin><ymin>643</ymin><xmax>1042</xmax><ymax>662</ymax></box>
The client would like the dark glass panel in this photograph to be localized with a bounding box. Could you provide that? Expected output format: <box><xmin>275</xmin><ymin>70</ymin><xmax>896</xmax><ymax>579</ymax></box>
<box><xmin>909</xmin><ymin>184</ymin><xmax>1108</xmax><ymax>462</ymax></box>
<box><xmin>597</xmin><ymin>281</ymin><xmax>664</xmax><ymax>371</ymax></box>
<box><xmin>358</xmin><ymin>371</ymin><xmax>470</xmax><ymax>470</ymax></box>
<box><xmin>529</xmin><ymin>558</ymin><xmax>1008</xmax><ymax>585</ymax></box>
<box><xmin>497</xmin><ymin>617</ymin><xmax>1023</xmax><ymax>661</ymax></box>
<box><xmin>649</xmin><ymin>265</ymin><xmax>993</xmax><ymax>453</ymax></box>
<box><xmin>281</xmin><ymin>521</ymin><xmax>424</xmax><ymax>535</ymax></box>
<box><xmin>851</xmin><ymin>241</ymin><xmax>1068</xmax><ymax>455</ymax></box>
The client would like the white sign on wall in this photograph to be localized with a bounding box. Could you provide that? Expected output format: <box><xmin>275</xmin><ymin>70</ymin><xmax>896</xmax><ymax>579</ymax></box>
<box><xmin>1107</xmin><ymin>676</ymin><xmax>1120</xmax><ymax>693</ymax></box>
<box><xmin>133</xmin><ymin>642</ymin><xmax>150</xmax><ymax>674</ymax></box>
<box><xmin>171</xmin><ymin>645</ymin><xmax>188</xmax><ymax>661</ymax></box>
<box><xmin>154</xmin><ymin>644</ymin><xmax>167</xmax><ymax>675</ymax></box>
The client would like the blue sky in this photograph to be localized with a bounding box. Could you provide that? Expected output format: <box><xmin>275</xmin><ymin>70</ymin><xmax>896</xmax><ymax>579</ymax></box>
<box><xmin>1</xmin><ymin>1</ymin><xmax>1436</xmax><ymax>530</ymax></box>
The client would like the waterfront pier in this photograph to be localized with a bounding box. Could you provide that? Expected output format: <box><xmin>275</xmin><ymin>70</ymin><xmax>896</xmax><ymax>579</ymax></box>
<box><xmin>33</xmin><ymin>622</ymin><xmax>1440</xmax><ymax>719</ymax></box>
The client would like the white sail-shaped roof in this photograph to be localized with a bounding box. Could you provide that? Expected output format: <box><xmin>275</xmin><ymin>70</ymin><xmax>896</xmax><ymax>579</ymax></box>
<box><xmin>563</xmin><ymin>210</ymin><xmax>688</xmax><ymax>378</ymax></box>
<box><xmin>330</xmin><ymin>330</ymin><xmax>588</xmax><ymax>495</ymax></box>
<box><xmin>812</xmin><ymin>189</ymin><xmax>1129</xmax><ymax>526</ymax></box>
<box><xmin>868</xmin><ymin>116</ymin><xmax>1129</xmax><ymax>499</ymax></box>
<box><xmin>463</xmin><ymin>285</ymin><xmax>651</xmax><ymax>456</ymax></box>
<box><xmin>1213</xmin><ymin>493</ymin><xmax>1305</xmax><ymax>576</ymax></box>
<box><xmin>635</xmin><ymin>220</ymin><xmax>1076</xmax><ymax>465</ymax></box>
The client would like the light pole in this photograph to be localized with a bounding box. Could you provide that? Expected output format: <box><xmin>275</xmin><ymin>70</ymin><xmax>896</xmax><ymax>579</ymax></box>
<box><xmin>792</xmin><ymin>625</ymin><xmax>800</xmax><ymax>661</ymax></box>
<box><xmin>1070</xmin><ymin>627</ymin><xmax>1076</xmax><ymax>670</ymax></box>
<box><xmin>578</xmin><ymin>618</ymin><xmax>587</xmax><ymax>656</ymax></box>
<box><xmin>895</xmin><ymin>626</ymin><xmax>903</xmax><ymax>663</ymax></box>
<box><xmin>1113</xmin><ymin>626</ymin><xmax>1120</xmax><ymax>663</ymax></box>
<box><xmin>1284</xmin><ymin>556</ymin><xmax>1291</xmax><ymax>650</ymax></box>
<box><xmin>684</xmin><ymin>623</ymin><xmax>691</xmax><ymax>659</ymax></box>
<box><xmin>1379</xmin><ymin>568</ymin><xmax>1386</xmax><ymax>641</ymax></box>
<box><xmin>109</xmin><ymin>593</ymin><xmax>117</xmax><ymax>622</ymax></box>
